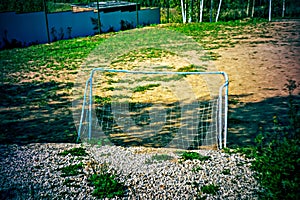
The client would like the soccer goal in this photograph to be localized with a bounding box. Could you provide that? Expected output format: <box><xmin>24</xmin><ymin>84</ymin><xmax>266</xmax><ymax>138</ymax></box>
<box><xmin>77</xmin><ymin>68</ymin><xmax>228</xmax><ymax>150</ymax></box>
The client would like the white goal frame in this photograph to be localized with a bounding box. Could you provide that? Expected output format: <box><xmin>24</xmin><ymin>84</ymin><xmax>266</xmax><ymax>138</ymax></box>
<box><xmin>77</xmin><ymin>68</ymin><xmax>229</xmax><ymax>149</ymax></box>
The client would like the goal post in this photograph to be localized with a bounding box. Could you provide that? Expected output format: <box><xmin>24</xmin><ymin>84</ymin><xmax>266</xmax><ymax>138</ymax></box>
<box><xmin>77</xmin><ymin>68</ymin><xmax>228</xmax><ymax>150</ymax></box>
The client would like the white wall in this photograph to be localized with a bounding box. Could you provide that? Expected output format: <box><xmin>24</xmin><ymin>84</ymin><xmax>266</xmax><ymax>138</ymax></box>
<box><xmin>0</xmin><ymin>8</ymin><xmax>160</xmax><ymax>48</ymax></box>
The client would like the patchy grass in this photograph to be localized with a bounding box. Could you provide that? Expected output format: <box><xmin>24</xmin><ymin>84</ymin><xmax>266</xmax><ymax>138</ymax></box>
<box><xmin>133</xmin><ymin>83</ymin><xmax>161</xmax><ymax>93</ymax></box>
<box><xmin>180</xmin><ymin>152</ymin><xmax>211</xmax><ymax>162</ymax></box>
<box><xmin>60</xmin><ymin>162</ymin><xmax>84</xmax><ymax>177</ymax></box>
<box><xmin>59</xmin><ymin>147</ymin><xmax>88</xmax><ymax>156</ymax></box>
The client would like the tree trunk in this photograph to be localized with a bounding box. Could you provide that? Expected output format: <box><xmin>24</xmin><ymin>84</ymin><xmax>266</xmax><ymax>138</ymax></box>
<box><xmin>200</xmin><ymin>0</ymin><xmax>204</xmax><ymax>22</ymax></box>
<box><xmin>268</xmin><ymin>0</ymin><xmax>272</xmax><ymax>22</ymax></box>
<box><xmin>210</xmin><ymin>0</ymin><xmax>213</xmax><ymax>22</ymax></box>
<box><xmin>216</xmin><ymin>0</ymin><xmax>222</xmax><ymax>22</ymax></box>
<box><xmin>251</xmin><ymin>0</ymin><xmax>255</xmax><ymax>18</ymax></box>
<box><xmin>246</xmin><ymin>0</ymin><xmax>250</xmax><ymax>16</ymax></box>
<box><xmin>282</xmin><ymin>0</ymin><xmax>285</xmax><ymax>18</ymax></box>
<box><xmin>181</xmin><ymin>0</ymin><xmax>187</xmax><ymax>23</ymax></box>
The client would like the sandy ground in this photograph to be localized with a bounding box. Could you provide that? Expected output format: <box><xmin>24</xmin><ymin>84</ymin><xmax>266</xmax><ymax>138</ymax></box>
<box><xmin>213</xmin><ymin>20</ymin><xmax>300</xmax><ymax>146</ymax></box>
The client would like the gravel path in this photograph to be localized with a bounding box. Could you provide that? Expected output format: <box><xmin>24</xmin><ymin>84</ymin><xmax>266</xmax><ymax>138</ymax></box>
<box><xmin>0</xmin><ymin>143</ymin><xmax>262</xmax><ymax>199</ymax></box>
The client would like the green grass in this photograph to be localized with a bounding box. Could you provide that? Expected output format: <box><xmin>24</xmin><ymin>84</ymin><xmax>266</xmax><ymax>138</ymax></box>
<box><xmin>59</xmin><ymin>147</ymin><xmax>88</xmax><ymax>156</ymax></box>
<box><xmin>224</xmin><ymin>81</ymin><xmax>300</xmax><ymax>199</ymax></box>
<box><xmin>201</xmin><ymin>184</ymin><xmax>220</xmax><ymax>195</ymax></box>
<box><xmin>146</xmin><ymin>154</ymin><xmax>174</xmax><ymax>164</ymax></box>
<box><xmin>60</xmin><ymin>162</ymin><xmax>84</xmax><ymax>177</ymax></box>
<box><xmin>88</xmin><ymin>169</ymin><xmax>125</xmax><ymax>198</ymax></box>
<box><xmin>167</xmin><ymin>19</ymin><xmax>269</xmax><ymax>50</ymax></box>
<box><xmin>133</xmin><ymin>83</ymin><xmax>161</xmax><ymax>93</ymax></box>
<box><xmin>180</xmin><ymin>152</ymin><xmax>211</xmax><ymax>162</ymax></box>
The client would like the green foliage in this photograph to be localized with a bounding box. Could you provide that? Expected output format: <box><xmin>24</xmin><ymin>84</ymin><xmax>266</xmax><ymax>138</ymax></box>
<box><xmin>94</xmin><ymin>96</ymin><xmax>111</xmax><ymax>105</ymax></box>
<box><xmin>228</xmin><ymin>80</ymin><xmax>300</xmax><ymax>199</ymax></box>
<box><xmin>221</xmin><ymin>169</ymin><xmax>231</xmax><ymax>175</ymax></box>
<box><xmin>133</xmin><ymin>83</ymin><xmax>160</xmax><ymax>93</ymax></box>
<box><xmin>201</xmin><ymin>184</ymin><xmax>220</xmax><ymax>195</ymax></box>
<box><xmin>180</xmin><ymin>152</ymin><xmax>211</xmax><ymax>161</ymax></box>
<box><xmin>60</xmin><ymin>162</ymin><xmax>84</xmax><ymax>177</ymax></box>
<box><xmin>177</xmin><ymin>64</ymin><xmax>206</xmax><ymax>72</ymax></box>
<box><xmin>59</xmin><ymin>147</ymin><xmax>88</xmax><ymax>156</ymax></box>
<box><xmin>146</xmin><ymin>154</ymin><xmax>174</xmax><ymax>164</ymax></box>
<box><xmin>88</xmin><ymin>168</ymin><xmax>125</xmax><ymax>198</ymax></box>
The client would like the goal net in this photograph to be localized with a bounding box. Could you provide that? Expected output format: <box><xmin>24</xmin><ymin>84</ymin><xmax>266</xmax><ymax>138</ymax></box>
<box><xmin>72</xmin><ymin>28</ymin><xmax>228</xmax><ymax>150</ymax></box>
<box><xmin>76</xmin><ymin>69</ymin><xmax>228</xmax><ymax>150</ymax></box>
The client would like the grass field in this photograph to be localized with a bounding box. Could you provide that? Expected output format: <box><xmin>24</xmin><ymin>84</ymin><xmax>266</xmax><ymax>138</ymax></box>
<box><xmin>0</xmin><ymin>19</ymin><xmax>299</xmax><ymax>199</ymax></box>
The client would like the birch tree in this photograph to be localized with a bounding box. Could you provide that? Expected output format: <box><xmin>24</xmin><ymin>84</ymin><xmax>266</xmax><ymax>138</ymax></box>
<box><xmin>246</xmin><ymin>0</ymin><xmax>250</xmax><ymax>16</ymax></box>
<box><xmin>181</xmin><ymin>0</ymin><xmax>187</xmax><ymax>23</ymax></box>
<box><xmin>268</xmin><ymin>0</ymin><xmax>272</xmax><ymax>21</ymax></box>
<box><xmin>215</xmin><ymin>0</ymin><xmax>222</xmax><ymax>22</ymax></box>
<box><xmin>199</xmin><ymin>0</ymin><xmax>204</xmax><ymax>22</ymax></box>
<box><xmin>282</xmin><ymin>0</ymin><xmax>285</xmax><ymax>18</ymax></box>
<box><xmin>251</xmin><ymin>0</ymin><xmax>255</xmax><ymax>18</ymax></box>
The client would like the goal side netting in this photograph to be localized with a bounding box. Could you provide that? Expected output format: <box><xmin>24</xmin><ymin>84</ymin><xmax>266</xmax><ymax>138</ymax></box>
<box><xmin>76</xmin><ymin>68</ymin><xmax>228</xmax><ymax>150</ymax></box>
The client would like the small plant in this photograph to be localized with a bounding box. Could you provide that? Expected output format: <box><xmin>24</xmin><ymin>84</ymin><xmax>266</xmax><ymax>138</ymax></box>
<box><xmin>60</xmin><ymin>162</ymin><xmax>84</xmax><ymax>177</ymax></box>
<box><xmin>59</xmin><ymin>147</ymin><xmax>88</xmax><ymax>156</ymax></box>
<box><xmin>192</xmin><ymin>166</ymin><xmax>203</xmax><ymax>172</ymax></box>
<box><xmin>88</xmin><ymin>165</ymin><xmax>125</xmax><ymax>198</ymax></box>
<box><xmin>221</xmin><ymin>169</ymin><xmax>231</xmax><ymax>175</ymax></box>
<box><xmin>146</xmin><ymin>154</ymin><xmax>174</xmax><ymax>164</ymax></box>
<box><xmin>177</xmin><ymin>64</ymin><xmax>206</xmax><ymax>73</ymax></box>
<box><xmin>94</xmin><ymin>95</ymin><xmax>111</xmax><ymax>105</ymax></box>
<box><xmin>133</xmin><ymin>83</ymin><xmax>160</xmax><ymax>93</ymax></box>
<box><xmin>201</xmin><ymin>184</ymin><xmax>219</xmax><ymax>195</ymax></box>
<box><xmin>180</xmin><ymin>152</ymin><xmax>211</xmax><ymax>161</ymax></box>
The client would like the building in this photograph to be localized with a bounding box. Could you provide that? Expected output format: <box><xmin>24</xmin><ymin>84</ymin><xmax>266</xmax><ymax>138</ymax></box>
<box><xmin>72</xmin><ymin>1</ymin><xmax>140</xmax><ymax>13</ymax></box>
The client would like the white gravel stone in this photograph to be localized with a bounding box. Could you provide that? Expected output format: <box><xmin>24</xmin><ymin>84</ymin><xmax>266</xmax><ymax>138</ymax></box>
<box><xmin>0</xmin><ymin>143</ymin><xmax>262</xmax><ymax>199</ymax></box>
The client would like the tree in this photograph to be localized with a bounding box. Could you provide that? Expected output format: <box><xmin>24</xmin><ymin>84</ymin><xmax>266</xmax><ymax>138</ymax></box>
<box><xmin>282</xmin><ymin>0</ymin><xmax>285</xmax><ymax>17</ymax></box>
<box><xmin>215</xmin><ymin>0</ymin><xmax>222</xmax><ymax>22</ymax></box>
<box><xmin>180</xmin><ymin>0</ymin><xmax>187</xmax><ymax>23</ymax></box>
<box><xmin>268</xmin><ymin>0</ymin><xmax>272</xmax><ymax>21</ymax></box>
<box><xmin>199</xmin><ymin>0</ymin><xmax>204</xmax><ymax>22</ymax></box>
<box><xmin>251</xmin><ymin>0</ymin><xmax>255</xmax><ymax>17</ymax></box>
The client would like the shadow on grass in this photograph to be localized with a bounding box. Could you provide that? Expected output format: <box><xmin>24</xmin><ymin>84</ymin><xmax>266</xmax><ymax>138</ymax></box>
<box><xmin>227</xmin><ymin>95</ymin><xmax>300</xmax><ymax>147</ymax></box>
<box><xmin>0</xmin><ymin>81</ymin><xmax>77</xmax><ymax>144</ymax></box>
<box><xmin>1</xmin><ymin>81</ymin><xmax>299</xmax><ymax>147</ymax></box>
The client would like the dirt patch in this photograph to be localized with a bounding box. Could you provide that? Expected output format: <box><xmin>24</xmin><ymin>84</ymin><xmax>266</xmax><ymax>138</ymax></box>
<box><xmin>213</xmin><ymin>20</ymin><xmax>300</xmax><ymax>146</ymax></box>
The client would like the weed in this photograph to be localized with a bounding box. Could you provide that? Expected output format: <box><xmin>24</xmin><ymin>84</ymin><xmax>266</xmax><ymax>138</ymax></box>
<box><xmin>94</xmin><ymin>95</ymin><xmax>111</xmax><ymax>105</ymax></box>
<box><xmin>192</xmin><ymin>166</ymin><xmax>203</xmax><ymax>172</ymax></box>
<box><xmin>146</xmin><ymin>154</ymin><xmax>174</xmax><ymax>164</ymax></box>
<box><xmin>180</xmin><ymin>152</ymin><xmax>211</xmax><ymax>162</ymax></box>
<box><xmin>133</xmin><ymin>83</ymin><xmax>160</xmax><ymax>93</ymax></box>
<box><xmin>88</xmin><ymin>165</ymin><xmax>125</xmax><ymax>198</ymax></box>
<box><xmin>177</xmin><ymin>64</ymin><xmax>206</xmax><ymax>73</ymax></box>
<box><xmin>226</xmin><ymin>80</ymin><xmax>300</xmax><ymax>199</ymax></box>
<box><xmin>60</xmin><ymin>162</ymin><xmax>84</xmax><ymax>177</ymax></box>
<box><xmin>59</xmin><ymin>147</ymin><xmax>88</xmax><ymax>156</ymax></box>
<box><xmin>221</xmin><ymin>169</ymin><xmax>231</xmax><ymax>175</ymax></box>
<box><xmin>201</xmin><ymin>184</ymin><xmax>220</xmax><ymax>195</ymax></box>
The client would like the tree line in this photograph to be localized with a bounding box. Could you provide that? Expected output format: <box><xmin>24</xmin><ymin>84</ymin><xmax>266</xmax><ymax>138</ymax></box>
<box><xmin>0</xmin><ymin>0</ymin><xmax>299</xmax><ymax>21</ymax></box>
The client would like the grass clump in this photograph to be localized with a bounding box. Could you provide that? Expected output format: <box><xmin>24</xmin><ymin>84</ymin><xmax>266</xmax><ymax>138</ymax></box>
<box><xmin>146</xmin><ymin>154</ymin><xmax>174</xmax><ymax>164</ymax></box>
<box><xmin>88</xmin><ymin>166</ymin><xmax>125</xmax><ymax>199</ymax></box>
<box><xmin>60</xmin><ymin>162</ymin><xmax>84</xmax><ymax>177</ymax></box>
<box><xmin>59</xmin><ymin>147</ymin><xmax>88</xmax><ymax>156</ymax></box>
<box><xmin>201</xmin><ymin>184</ymin><xmax>220</xmax><ymax>195</ymax></box>
<box><xmin>133</xmin><ymin>83</ymin><xmax>160</xmax><ymax>93</ymax></box>
<box><xmin>180</xmin><ymin>151</ymin><xmax>211</xmax><ymax>161</ymax></box>
<box><xmin>226</xmin><ymin>79</ymin><xmax>300</xmax><ymax>199</ymax></box>
<box><xmin>177</xmin><ymin>64</ymin><xmax>206</xmax><ymax>73</ymax></box>
<box><xmin>94</xmin><ymin>95</ymin><xmax>111</xmax><ymax>105</ymax></box>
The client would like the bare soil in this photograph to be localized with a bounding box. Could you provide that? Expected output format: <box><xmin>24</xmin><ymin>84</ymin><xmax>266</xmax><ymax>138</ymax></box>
<box><xmin>213</xmin><ymin>20</ymin><xmax>300</xmax><ymax>146</ymax></box>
